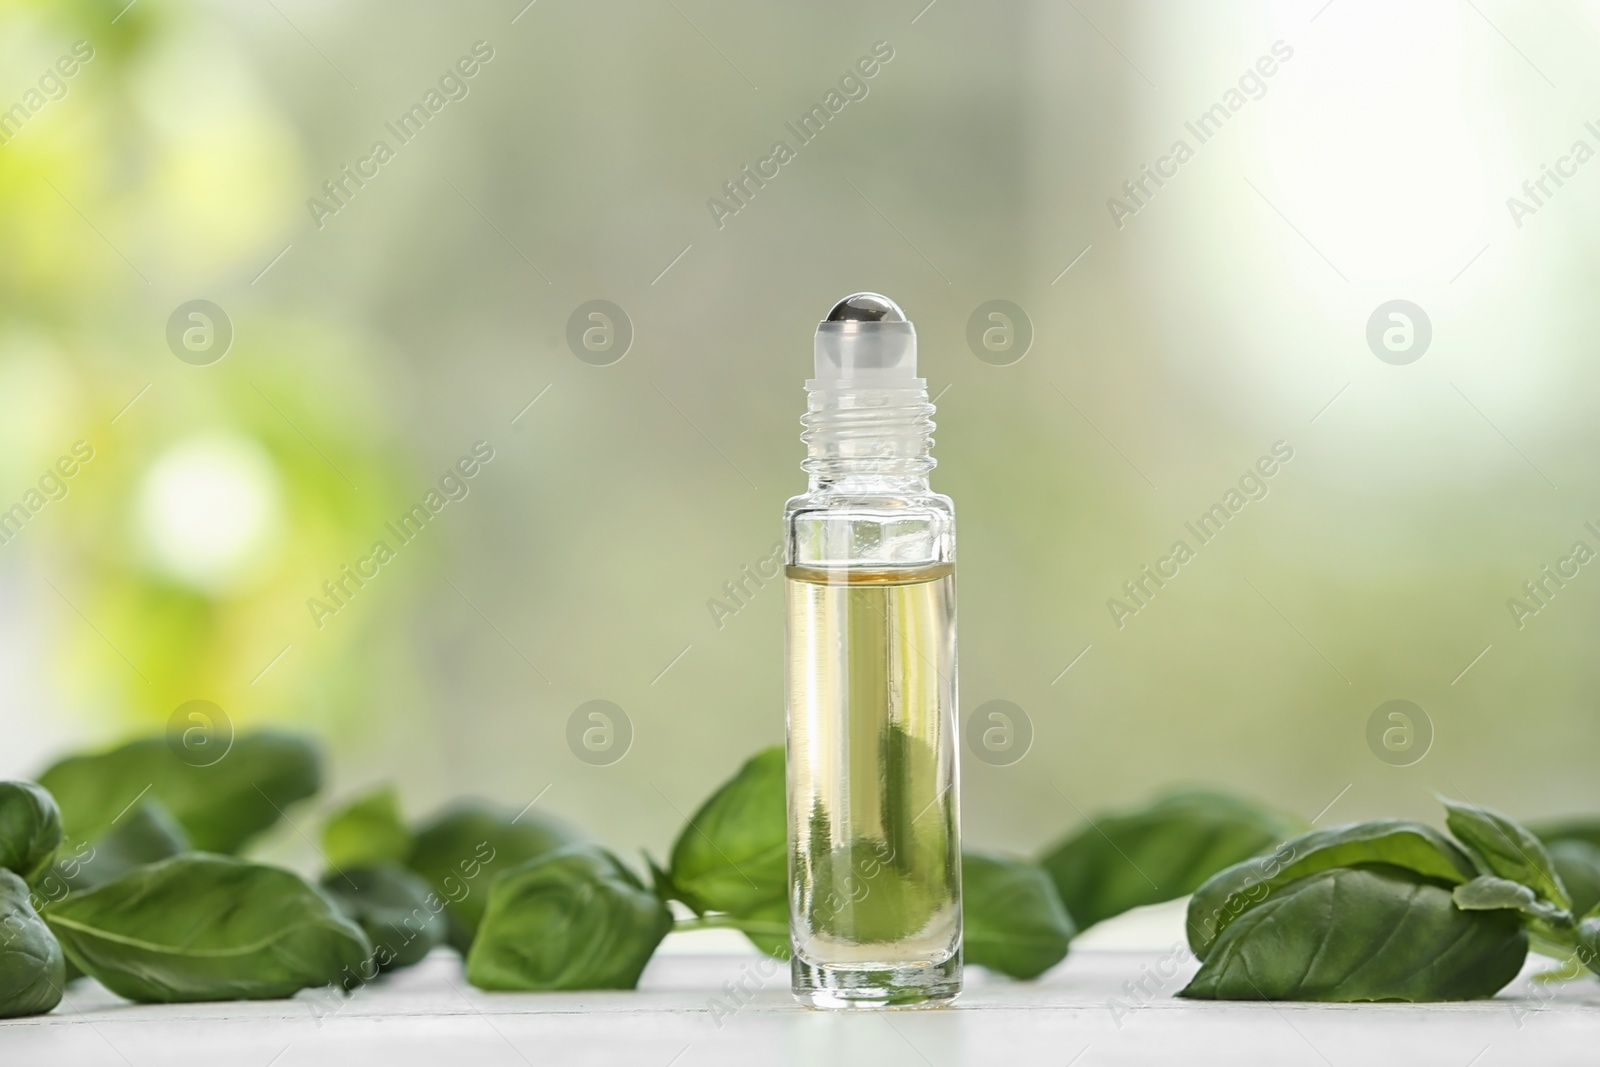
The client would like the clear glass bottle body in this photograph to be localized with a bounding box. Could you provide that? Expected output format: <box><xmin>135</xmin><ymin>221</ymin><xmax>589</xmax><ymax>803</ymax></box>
<box><xmin>784</xmin><ymin>383</ymin><xmax>961</xmax><ymax>1008</ymax></box>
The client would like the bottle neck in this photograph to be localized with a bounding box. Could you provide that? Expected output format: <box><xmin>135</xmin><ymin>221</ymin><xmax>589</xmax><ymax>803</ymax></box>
<box><xmin>800</xmin><ymin>382</ymin><xmax>935</xmax><ymax>495</ymax></box>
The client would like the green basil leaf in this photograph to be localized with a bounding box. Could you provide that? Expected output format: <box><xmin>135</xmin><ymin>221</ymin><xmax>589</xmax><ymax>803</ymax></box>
<box><xmin>667</xmin><ymin>746</ymin><xmax>787</xmax><ymax>918</ymax></box>
<box><xmin>46</xmin><ymin>799</ymin><xmax>191</xmax><ymax>903</ymax></box>
<box><xmin>0</xmin><ymin>782</ymin><xmax>63</xmax><ymax>884</ymax></box>
<box><xmin>962</xmin><ymin>851</ymin><xmax>1075</xmax><ymax>980</ymax></box>
<box><xmin>1041</xmin><ymin>789</ymin><xmax>1305</xmax><ymax>929</ymax></box>
<box><xmin>1441</xmin><ymin>798</ymin><xmax>1571</xmax><ymax>910</ymax></box>
<box><xmin>1187</xmin><ymin>819</ymin><xmax>1475</xmax><ymax>959</ymax></box>
<box><xmin>1548</xmin><ymin>841</ymin><xmax>1600</xmax><ymax>918</ymax></box>
<box><xmin>322</xmin><ymin>786</ymin><xmax>410</xmax><ymax>870</ymax></box>
<box><xmin>406</xmin><ymin>801</ymin><xmax>582</xmax><ymax>953</ymax></box>
<box><xmin>465</xmin><ymin>845</ymin><xmax>671</xmax><ymax>991</ymax></box>
<box><xmin>1181</xmin><ymin>866</ymin><xmax>1527</xmax><ymax>1001</ymax></box>
<box><xmin>320</xmin><ymin>864</ymin><xmax>444</xmax><ymax>971</ymax></box>
<box><xmin>38</xmin><ymin>732</ymin><xmax>321</xmax><ymax>855</ymax></box>
<box><xmin>1453</xmin><ymin>875</ymin><xmax>1573</xmax><ymax>929</ymax></box>
<box><xmin>0</xmin><ymin>869</ymin><xmax>64</xmax><ymax>1019</ymax></box>
<box><xmin>43</xmin><ymin>853</ymin><xmax>371</xmax><ymax>1002</ymax></box>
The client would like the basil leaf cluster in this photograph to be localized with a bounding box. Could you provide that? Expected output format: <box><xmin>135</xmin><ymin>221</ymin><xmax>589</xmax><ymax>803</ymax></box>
<box><xmin>1181</xmin><ymin>798</ymin><xmax>1600</xmax><ymax>1001</ymax></box>
<box><xmin>0</xmin><ymin>737</ymin><xmax>439</xmax><ymax>1017</ymax></box>
<box><xmin>6</xmin><ymin>727</ymin><xmax>1600</xmax><ymax>1014</ymax></box>
<box><xmin>333</xmin><ymin>793</ymin><xmax>670</xmax><ymax>991</ymax></box>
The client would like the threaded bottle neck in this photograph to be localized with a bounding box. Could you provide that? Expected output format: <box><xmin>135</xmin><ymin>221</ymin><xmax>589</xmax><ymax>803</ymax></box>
<box><xmin>800</xmin><ymin>383</ymin><xmax>935</xmax><ymax>493</ymax></box>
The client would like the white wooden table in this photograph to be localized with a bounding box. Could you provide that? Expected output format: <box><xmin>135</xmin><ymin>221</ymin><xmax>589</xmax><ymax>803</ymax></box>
<box><xmin>3</xmin><ymin>917</ymin><xmax>1596</xmax><ymax>1066</ymax></box>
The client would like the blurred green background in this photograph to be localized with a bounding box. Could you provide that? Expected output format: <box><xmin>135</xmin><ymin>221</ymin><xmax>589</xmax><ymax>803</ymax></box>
<box><xmin>3</xmin><ymin>0</ymin><xmax>1597</xmax><ymax>868</ymax></box>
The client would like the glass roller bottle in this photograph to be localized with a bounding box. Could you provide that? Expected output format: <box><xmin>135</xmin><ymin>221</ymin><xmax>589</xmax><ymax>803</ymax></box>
<box><xmin>783</xmin><ymin>293</ymin><xmax>962</xmax><ymax>1008</ymax></box>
